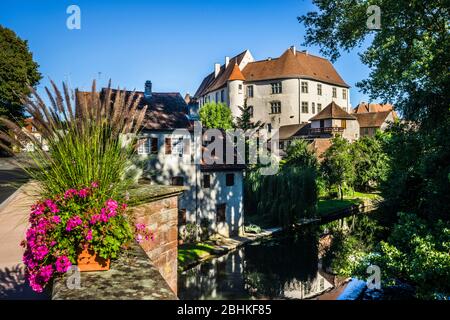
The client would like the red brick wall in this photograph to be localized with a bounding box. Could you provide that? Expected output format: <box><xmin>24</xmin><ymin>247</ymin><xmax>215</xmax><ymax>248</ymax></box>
<box><xmin>132</xmin><ymin>196</ymin><xmax>178</xmax><ymax>294</ymax></box>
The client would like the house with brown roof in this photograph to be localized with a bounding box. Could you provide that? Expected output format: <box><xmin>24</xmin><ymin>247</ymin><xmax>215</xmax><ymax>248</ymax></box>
<box><xmin>78</xmin><ymin>82</ymin><xmax>245</xmax><ymax>239</ymax></box>
<box><xmin>352</xmin><ymin>102</ymin><xmax>397</xmax><ymax>137</ymax></box>
<box><xmin>195</xmin><ymin>46</ymin><xmax>351</xmax><ymax>130</ymax></box>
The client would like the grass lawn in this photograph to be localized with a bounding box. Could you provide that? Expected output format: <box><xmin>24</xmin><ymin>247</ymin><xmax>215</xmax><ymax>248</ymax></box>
<box><xmin>178</xmin><ymin>242</ymin><xmax>216</xmax><ymax>269</ymax></box>
<box><xmin>318</xmin><ymin>192</ymin><xmax>381</xmax><ymax>217</ymax></box>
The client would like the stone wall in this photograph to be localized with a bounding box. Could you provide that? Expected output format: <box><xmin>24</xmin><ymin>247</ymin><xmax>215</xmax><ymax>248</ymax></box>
<box><xmin>131</xmin><ymin>190</ymin><xmax>181</xmax><ymax>294</ymax></box>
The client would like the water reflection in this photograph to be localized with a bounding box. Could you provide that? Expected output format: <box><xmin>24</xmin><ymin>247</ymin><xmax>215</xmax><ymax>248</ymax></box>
<box><xmin>178</xmin><ymin>231</ymin><xmax>336</xmax><ymax>300</ymax></box>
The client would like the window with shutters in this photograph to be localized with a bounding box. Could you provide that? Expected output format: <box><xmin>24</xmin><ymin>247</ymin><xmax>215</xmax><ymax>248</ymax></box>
<box><xmin>165</xmin><ymin>137</ymin><xmax>172</xmax><ymax>154</ymax></box>
<box><xmin>137</xmin><ymin>138</ymin><xmax>149</xmax><ymax>154</ymax></box>
<box><xmin>150</xmin><ymin>137</ymin><xmax>158</xmax><ymax>154</ymax></box>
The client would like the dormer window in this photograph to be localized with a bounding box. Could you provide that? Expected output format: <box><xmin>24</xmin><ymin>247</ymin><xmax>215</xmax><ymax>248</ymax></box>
<box><xmin>271</xmin><ymin>82</ymin><xmax>282</xmax><ymax>94</ymax></box>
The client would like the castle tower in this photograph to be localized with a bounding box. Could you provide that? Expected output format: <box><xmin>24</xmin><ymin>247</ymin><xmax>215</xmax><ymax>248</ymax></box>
<box><xmin>227</xmin><ymin>63</ymin><xmax>246</xmax><ymax>118</ymax></box>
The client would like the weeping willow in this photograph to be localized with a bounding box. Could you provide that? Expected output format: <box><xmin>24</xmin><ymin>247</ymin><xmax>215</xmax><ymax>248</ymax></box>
<box><xmin>245</xmin><ymin>166</ymin><xmax>318</xmax><ymax>228</ymax></box>
<box><xmin>0</xmin><ymin>80</ymin><xmax>147</xmax><ymax>199</ymax></box>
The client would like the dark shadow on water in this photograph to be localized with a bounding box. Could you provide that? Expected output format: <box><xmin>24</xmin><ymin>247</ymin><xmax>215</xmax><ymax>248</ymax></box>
<box><xmin>0</xmin><ymin>264</ymin><xmax>50</xmax><ymax>300</ymax></box>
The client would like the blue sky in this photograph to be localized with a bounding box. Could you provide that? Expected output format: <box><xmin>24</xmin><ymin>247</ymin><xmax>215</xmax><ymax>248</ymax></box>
<box><xmin>0</xmin><ymin>0</ymin><xmax>372</xmax><ymax>107</ymax></box>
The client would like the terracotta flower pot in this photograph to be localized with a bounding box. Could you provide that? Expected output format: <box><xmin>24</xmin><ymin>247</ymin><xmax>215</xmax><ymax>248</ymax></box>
<box><xmin>76</xmin><ymin>247</ymin><xmax>110</xmax><ymax>272</ymax></box>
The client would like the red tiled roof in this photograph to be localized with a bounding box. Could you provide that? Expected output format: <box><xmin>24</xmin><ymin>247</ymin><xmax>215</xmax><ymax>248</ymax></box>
<box><xmin>309</xmin><ymin>138</ymin><xmax>332</xmax><ymax>160</ymax></box>
<box><xmin>354</xmin><ymin>111</ymin><xmax>393</xmax><ymax>128</ymax></box>
<box><xmin>310</xmin><ymin>101</ymin><xmax>356</xmax><ymax>121</ymax></box>
<box><xmin>228</xmin><ymin>63</ymin><xmax>245</xmax><ymax>81</ymax></box>
<box><xmin>194</xmin><ymin>50</ymin><xmax>248</xmax><ymax>98</ymax></box>
<box><xmin>353</xmin><ymin>102</ymin><xmax>393</xmax><ymax>114</ymax></box>
<box><xmin>242</xmin><ymin>49</ymin><xmax>349</xmax><ymax>87</ymax></box>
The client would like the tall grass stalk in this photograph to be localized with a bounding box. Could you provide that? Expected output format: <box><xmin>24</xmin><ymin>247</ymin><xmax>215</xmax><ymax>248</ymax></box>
<box><xmin>0</xmin><ymin>80</ymin><xmax>147</xmax><ymax>199</ymax></box>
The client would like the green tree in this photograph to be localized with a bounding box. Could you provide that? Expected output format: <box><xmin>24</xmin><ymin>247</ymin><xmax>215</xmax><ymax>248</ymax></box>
<box><xmin>199</xmin><ymin>102</ymin><xmax>234</xmax><ymax>129</ymax></box>
<box><xmin>0</xmin><ymin>25</ymin><xmax>41</xmax><ymax>120</ymax></box>
<box><xmin>283</xmin><ymin>139</ymin><xmax>318</xmax><ymax>170</ymax></box>
<box><xmin>321</xmin><ymin>136</ymin><xmax>354</xmax><ymax>200</ymax></box>
<box><xmin>235</xmin><ymin>99</ymin><xmax>262</xmax><ymax>130</ymax></box>
<box><xmin>351</xmin><ymin>132</ymin><xmax>389</xmax><ymax>192</ymax></box>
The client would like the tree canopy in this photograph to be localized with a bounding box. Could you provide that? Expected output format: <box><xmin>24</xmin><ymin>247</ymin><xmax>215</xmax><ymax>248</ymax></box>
<box><xmin>199</xmin><ymin>102</ymin><xmax>234</xmax><ymax>129</ymax></box>
<box><xmin>0</xmin><ymin>25</ymin><xmax>41</xmax><ymax>120</ymax></box>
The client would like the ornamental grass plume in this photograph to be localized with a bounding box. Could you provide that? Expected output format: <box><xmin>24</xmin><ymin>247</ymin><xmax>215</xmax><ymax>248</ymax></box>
<box><xmin>0</xmin><ymin>80</ymin><xmax>147</xmax><ymax>199</ymax></box>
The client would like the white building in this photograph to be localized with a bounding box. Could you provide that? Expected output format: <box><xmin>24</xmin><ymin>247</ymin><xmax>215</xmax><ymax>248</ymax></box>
<box><xmin>194</xmin><ymin>46</ymin><xmax>351</xmax><ymax>130</ymax></box>
<box><xmin>104</xmin><ymin>82</ymin><xmax>245</xmax><ymax>239</ymax></box>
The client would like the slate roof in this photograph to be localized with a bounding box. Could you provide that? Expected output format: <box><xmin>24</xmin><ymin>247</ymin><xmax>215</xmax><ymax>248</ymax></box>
<box><xmin>310</xmin><ymin>101</ymin><xmax>357</xmax><ymax>121</ymax></box>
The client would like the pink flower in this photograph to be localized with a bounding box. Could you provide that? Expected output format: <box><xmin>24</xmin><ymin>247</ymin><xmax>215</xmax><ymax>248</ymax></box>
<box><xmin>55</xmin><ymin>256</ymin><xmax>71</xmax><ymax>273</ymax></box>
<box><xmin>91</xmin><ymin>182</ymin><xmax>99</xmax><ymax>188</ymax></box>
<box><xmin>31</xmin><ymin>203</ymin><xmax>45</xmax><ymax>216</ymax></box>
<box><xmin>135</xmin><ymin>234</ymin><xmax>143</xmax><ymax>244</ymax></box>
<box><xmin>121</xmin><ymin>203</ymin><xmax>128</xmax><ymax>210</ymax></box>
<box><xmin>66</xmin><ymin>216</ymin><xmax>83</xmax><ymax>231</ymax></box>
<box><xmin>44</xmin><ymin>199</ymin><xmax>60</xmax><ymax>213</ymax></box>
<box><xmin>33</xmin><ymin>245</ymin><xmax>49</xmax><ymax>261</ymax></box>
<box><xmin>135</xmin><ymin>223</ymin><xmax>146</xmax><ymax>231</ymax></box>
<box><xmin>64</xmin><ymin>189</ymin><xmax>78</xmax><ymax>199</ymax></box>
<box><xmin>86</xmin><ymin>229</ymin><xmax>93</xmax><ymax>241</ymax></box>
<box><xmin>89</xmin><ymin>214</ymin><xmax>101</xmax><ymax>225</ymax></box>
<box><xmin>78</xmin><ymin>188</ymin><xmax>89</xmax><ymax>198</ymax></box>
<box><xmin>52</xmin><ymin>215</ymin><xmax>61</xmax><ymax>224</ymax></box>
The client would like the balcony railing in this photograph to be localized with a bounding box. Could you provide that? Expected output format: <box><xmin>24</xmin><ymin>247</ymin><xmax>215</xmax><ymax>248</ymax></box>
<box><xmin>309</xmin><ymin>127</ymin><xmax>344</xmax><ymax>134</ymax></box>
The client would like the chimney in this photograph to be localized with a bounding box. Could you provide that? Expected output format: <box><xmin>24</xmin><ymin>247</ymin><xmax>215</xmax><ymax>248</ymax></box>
<box><xmin>144</xmin><ymin>80</ymin><xmax>152</xmax><ymax>98</ymax></box>
<box><xmin>214</xmin><ymin>63</ymin><xmax>221</xmax><ymax>78</ymax></box>
<box><xmin>290</xmin><ymin>45</ymin><xmax>296</xmax><ymax>55</ymax></box>
<box><xmin>225</xmin><ymin>56</ymin><xmax>230</xmax><ymax>68</ymax></box>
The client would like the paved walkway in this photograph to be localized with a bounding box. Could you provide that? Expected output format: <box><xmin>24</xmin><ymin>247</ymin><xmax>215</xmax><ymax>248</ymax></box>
<box><xmin>0</xmin><ymin>182</ymin><xmax>48</xmax><ymax>299</ymax></box>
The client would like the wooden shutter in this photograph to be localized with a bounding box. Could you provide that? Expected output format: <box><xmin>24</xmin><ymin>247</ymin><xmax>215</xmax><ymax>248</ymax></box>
<box><xmin>151</xmin><ymin>138</ymin><xmax>158</xmax><ymax>154</ymax></box>
<box><xmin>165</xmin><ymin>137</ymin><xmax>172</xmax><ymax>154</ymax></box>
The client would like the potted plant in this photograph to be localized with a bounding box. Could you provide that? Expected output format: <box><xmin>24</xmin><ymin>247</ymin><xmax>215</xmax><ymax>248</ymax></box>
<box><xmin>21</xmin><ymin>182</ymin><xmax>153</xmax><ymax>292</ymax></box>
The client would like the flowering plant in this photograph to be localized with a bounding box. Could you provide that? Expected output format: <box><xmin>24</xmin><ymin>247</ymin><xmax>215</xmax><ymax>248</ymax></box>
<box><xmin>21</xmin><ymin>182</ymin><xmax>153</xmax><ymax>292</ymax></box>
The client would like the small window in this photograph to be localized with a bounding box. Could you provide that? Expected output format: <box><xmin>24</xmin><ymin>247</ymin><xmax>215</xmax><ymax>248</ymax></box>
<box><xmin>150</xmin><ymin>138</ymin><xmax>158</xmax><ymax>154</ymax></box>
<box><xmin>317</xmin><ymin>84</ymin><xmax>322</xmax><ymax>96</ymax></box>
<box><xmin>216</xmin><ymin>204</ymin><xmax>226</xmax><ymax>223</ymax></box>
<box><xmin>301</xmin><ymin>102</ymin><xmax>308</xmax><ymax>113</ymax></box>
<box><xmin>267</xmin><ymin>123</ymin><xmax>272</xmax><ymax>133</ymax></box>
<box><xmin>226</xmin><ymin>173</ymin><xmax>234</xmax><ymax>186</ymax></box>
<box><xmin>165</xmin><ymin>138</ymin><xmax>172</xmax><ymax>154</ymax></box>
<box><xmin>342</xmin><ymin>89</ymin><xmax>347</xmax><ymax>100</ymax></box>
<box><xmin>172</xmin><ymin>137</ymin><xmax>184</xmax><ymax>157</ymax></box>
<box><xmin>215</xmin><ymin>92</ymin><xmax>219</xmax><ymax>102</ymax></box>
<box><xmin>138</xmin><ymin>138</ymin><xmax>149</xmax><ymax>154</ymax></box>
<box><xmin>312</xmin><ymin>102</ymin><xmax>315</xmax><ymax>114</ymax></box>
<box><xmin>171</xmin><ymin>176</ymin><xmax>184</xmax><ymax>186</ymax></box>
<box><xmin>238</xmin><ymin>84</ymin><xmax>243</xmax><ymax>91</ymax></box>
<box><xmin>332</xmin><ymin>87</ymin><xmax>337</xmax><ymax>98</ymax></box>
<box><xmin>248</xmin><ymin>106</ymin><xmax>254</xmax><ymax>117</ymax></box>
<box><xmin>301</xmin><ymin>81</ymin><xmax>308</xmax><ymax>93</ymax></box>
<box><xmin>271</xmin><ymin>82</ymin><xmax>282</xmax><ymax>94</ymax></box>
<box><xmin>270</xmin><ymin>101</ymin><xmax>281</xmax><ymax>114</ymax></box>
<box><xmin>220</xmin><ymin>89</ymin><xmax>225</xmax><ymax>102</ymax></box>
<box><xmin>178</xmin><ymin>209</ymin><xmax>187</xmax><ymax>225</ymax></box>
<box><xmin>364</xmin><ymin>128</ymin><xmax>369</xmax><ymax>136</ymax></box>
<box><xmin>247</xmin><ymin>85</ymin><xmax>254</xmax><ymax>98</ymax></box>
<box><xmin>203</xmin><ymin>174</ymin><xmax>211</xmax><ymax>188</ymax></box>
<box><xmin>317</xmin><ymin>103</ymin><xmax>322</xmax><ymax>113</ymax></box>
